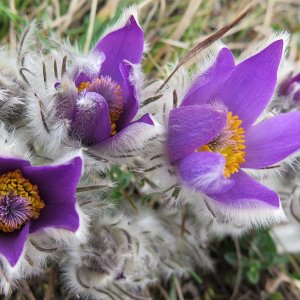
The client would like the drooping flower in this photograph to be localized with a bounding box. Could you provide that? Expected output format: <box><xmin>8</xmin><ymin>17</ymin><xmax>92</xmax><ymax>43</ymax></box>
<box><xmin>167</xmin><ymin>39</ymin><xmax>300</xmax><ymax>225</ymax></box>
<box><xmin>0</xmin><ymin>156</ymin><xmax>82</xmax><ymax>266</ymax></box>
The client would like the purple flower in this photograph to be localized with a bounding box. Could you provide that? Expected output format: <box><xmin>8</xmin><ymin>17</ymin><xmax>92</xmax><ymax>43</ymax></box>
<box><xmin>0</xmin><ymin>156</ymin><xmax>82</xmax><ymax>266</ymax></box>
<box><xmin>56</xmin><ymin>14</ymin><xmax>153</xmax><ymax>148</ymax></box>
<box><xmin>167</xmin><ymin>40</ymin><xmax>300</xmax><ymax>215</ymax></box>
<box><xmin>279</xmin><ymin>72</ymin><xmax>300</xmax><ymax>102</ymax></box>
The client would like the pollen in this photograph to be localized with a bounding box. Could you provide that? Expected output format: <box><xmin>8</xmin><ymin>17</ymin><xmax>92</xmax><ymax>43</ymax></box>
<box><xmin>77</xmin><ymin>81</ymin><xmax>91</xmax><ymax>93</ymax></box>
<box><xmin>198</xmin><ymin>112</ymin><xmax>246</xmax><ymax>178</ymax></box>
<box><xmin>77</xmin><ymin>77</ymin><xmax>123</xmax><ymax>136</ymax></box>
<box><xmin>0</xmin><ymin>170</ymin><xmax>45</xmax><ymax>232</ymax></box>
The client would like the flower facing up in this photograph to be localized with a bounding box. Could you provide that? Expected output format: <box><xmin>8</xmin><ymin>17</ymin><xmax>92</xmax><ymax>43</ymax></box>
<box><xmin>167</xmin><ymin>39</ymin><xmax>300</xmax><ymax>226</ymax></box>
<box><xmin>0</xmin><ymin>156</ymin><xmax>82</xmax><ymax>267</ymax></box>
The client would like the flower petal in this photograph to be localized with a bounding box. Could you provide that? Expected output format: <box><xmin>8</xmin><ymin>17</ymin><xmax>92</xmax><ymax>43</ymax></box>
<box><xmin>0</xmin><ymin>222</ymin><xmax>29</xmax><ymax>266</ymax></box>
<box><xmin>95</xmin><ymin>16</ymin><xmax>144</xmax><ymax>84</ymax></box>
<box><xmin>243</xmin><ymin>112</ymin><xmax>300</xmax><ymax>168</ymax></box>
<box><xmin>116</xmin><ymin>61</ymin><xmax>139</xmax><ymax>129</ymax></box>
<box><xmin>217</xmin><ymin>40</ymin><xmax>283</xmax><ymax>128</ymax></box>
<box><xmin>71</xmin><ymin>92</ymin><xmax>111</xmax><ymax>146</ymax></box>
<box><xmin>167</xmin><ymin>105</ymin><xmax>227</xmax><ymax>163</ymax></box>
<box><xmin>181</xmin><ymin>48</ymin><xmax>235</xmax><ymax>106</ymax></box>
<box><xmin>134</xmin><ymin>113</ymin><xmax>154</xmax><ymax>125</ymax></box>
<box><xmin>177</xmin><ymin>152</ymin><xmax>234</xmax><ymax>194</ymax></box>
<box><xmin>21</xmin><ymin>157</ymin><xmax>82</xmax><ymax>233</ymax></box>
<box><xmin>0</xmin><ymin>157</ymin><xmax>30</xmax><ymax>174</ymax></box>
<box><xmin>29</xmin><ymin>203</ymin><xmax>79</xmax><ymax>233</ymax></box>
<box><xmin>208</xmin><ymin>170</ymin><xmax>279</xmax><ymax>207</ymax></box>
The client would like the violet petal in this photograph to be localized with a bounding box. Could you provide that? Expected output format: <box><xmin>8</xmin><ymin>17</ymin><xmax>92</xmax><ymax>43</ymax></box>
<box><xmin>21</xmin><ymin>157</ymin><xmax>82</xmax><ymax>233</ymax></box>
<box><xmin>216</xmin><ymin>40</ymin><xmax>283</xmax><ymax>128</ymax></box>
<box><xmin>95</xmin><ymin>16</ymin><xmax>144</xmax><ymax>84</ymax></box>
<box><xmin>208</xmin><ymin>170</ymin><xmax>280</xmax><ymax>208</ymax></box>
<box><xmin>177</xmin><ymin>152</ymin><xmax>234</xmax><ymax>194</ymax></box>
<box><xmin>0</xmin><ymin>222</ymin><xmax>29</xmax><ymax>266</ymax></box>
<box><xmin>167</xmin><ymin>105</ymin><xmax>227</xmax><ymax>163</ymax></box>
<box><xmin>71</xmin><ymin>92</ymin><xmax>111</xmax><ymax>146</ymax></box>
<box><xmin>116</xmin><ymin>61</ymin><xmax>139</xmax><ymax>130</ymax></box>
<box><xmin>133</xmin><ymin>113</ymin><xmax>154</xmax><ymax>126</ymax></box>
<box><xmin>181</xmin><ymin>48</ymin><xmax>235</xmax><ymax>106</ymax></box>
<box><xmin>243</xmin><ymin>112</ymin><xmax>300</xmax><ymax>168</ymax></box>
<box><xmin>0</xmin><ymin>157</ymin><xmax>30</xmax><ymax>174</ymax></box>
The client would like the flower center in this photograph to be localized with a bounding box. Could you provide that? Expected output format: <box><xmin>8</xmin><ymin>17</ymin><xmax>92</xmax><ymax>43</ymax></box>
<box><xmin>198</xmin><ymin>112</ymin><xmax>246</xmax><ymax>178</ymax></box>
<box><xmin>77</xmin><ymin>76</ymin><xmax>123</xmax><ymax>135</ymax></box>
<box><xmin>0</xmin><ymin>170</ymin><xmax>44</xmax><ymax>232</ymax></box>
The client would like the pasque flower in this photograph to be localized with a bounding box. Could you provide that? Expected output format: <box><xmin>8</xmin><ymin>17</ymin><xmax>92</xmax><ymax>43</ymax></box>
<box><xmin>0</xmin><ymin>156</ymin><xmax>82</xmax><ymax>266</ymax></box>
<box><xmin>167</xmin><ymin>39</ymin><xmax>300</xmax><ymax>216</ymax></box>
<box><xmin>18</xmin><ymin>11</ymin><xmax>159</xmax><ymax>168</ymax></box>
<box><xmin>56</xmin><ymin>14</ymin><xmax>153</xmax><ymax>148</ymax></box>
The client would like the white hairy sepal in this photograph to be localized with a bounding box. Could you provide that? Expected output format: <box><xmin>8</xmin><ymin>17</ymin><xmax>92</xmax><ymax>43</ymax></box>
<box><xmin>175</xmin><ymin>189</ymin><xmax>286</xmax><ymax>238</ymax></box>
<box><xmin>62</xmin><ymin>207</ymin><xmax>213</xmax><ymax>299</ymax></box>
<box><xmin>179</xmin><ymin>184</ymin><xmax>286</xmax><ymax>230</ymax></box>
<box><xmin>22</xmin><ymin>58</ymin><xmax>74</xmax><ymax>156</ymax></box>
<box><xmin>0</xmin><ymin>48</ymin><xmax>27</xmax><ymax>128</ymax></box>
<box><xmin>76</xmin><ymin>172</ymin><xmax>114</xmax><ymax>216</ymax></box>
<box><xmin>62</xmin><ymin>212</ymin><xmax>160</xmax><ymax>299</ymax></box>
<box><xmin>0</xmin><ymin>125</ymin><xmax>29</xmax><ymax>160</ymax></box>
<box><xmin>87</xmin><ymin>118</ymin><xmax>162</xmax><ymax>171</ymax></box>
<box><xmin>15</xmin><ymin>25</ymin><xmax>76</xmax><ymax>156</ymax></box>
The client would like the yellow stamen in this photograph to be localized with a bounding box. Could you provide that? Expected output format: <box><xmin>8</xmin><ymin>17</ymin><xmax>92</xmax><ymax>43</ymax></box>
<box><xmin>0</xmin><ymin>170</ymin><xmax>45</xmax><ymax>232</ymax></box>
<box><xmin>198</xmin><ymin>112</ymin><xmax>246</xmax><ymax>178</ymax></box>
<box><xmin>77</xmin><ymin>81</ymin><xmax>90</xmax><ymax>93</ymax></box>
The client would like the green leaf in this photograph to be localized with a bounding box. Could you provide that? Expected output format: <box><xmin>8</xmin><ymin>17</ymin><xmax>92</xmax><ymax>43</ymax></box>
<box><xmin>246</xmin><ymin>265</ymin><xmax>260</xmax><ymax>284</ymax></box>
<box><xmin>291</xmin><ymin>273</ymin><xmax>300</xmax><ymax>280</ymax></box>
<box><xmin>188</xmin><ymin>270</ymin><xmax>203</xmax><ymax>284</ymax></box>
<box><xmin>224</xmin><ymin>252</ymin><xmax>238</xmax><ymax>267</ymax></box>
<box><xmin>269</xmin><ymin>292</ymin><xmax>283</xmax><ymax>300</ymax></box>
<box><xmin>169</xmin><ymin>277</ymin><xmax>176</xmax><ymax>300</ymax></box>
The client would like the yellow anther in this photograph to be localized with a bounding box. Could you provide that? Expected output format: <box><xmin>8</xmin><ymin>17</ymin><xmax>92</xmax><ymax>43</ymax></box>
<box><xmin>0</xmin><ymin>170</ymin><xmax>45</xmax><ymax>232</ymax></box>
<box><xmin>198</xmin><ymin>112</ymin><xmax>246</xmax><ymax>178</ymax></box>
<box><xmin>77</xmin><ymin>81</ymin><xmax>91</xmax><ymax>93</ymax></box>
